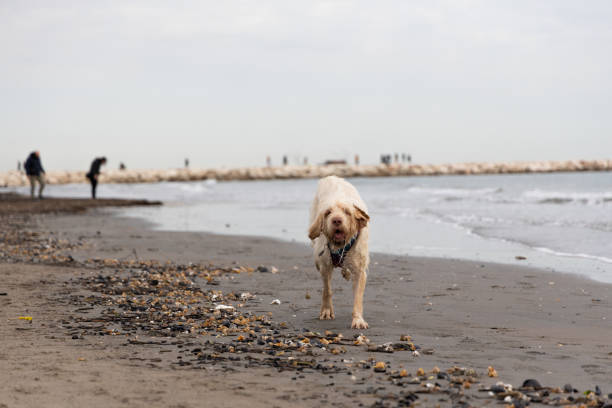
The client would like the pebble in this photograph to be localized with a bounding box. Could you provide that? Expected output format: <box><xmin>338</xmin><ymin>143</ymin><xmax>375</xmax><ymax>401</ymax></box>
<box><xmin>521</xmin><ymin>378</ymin><xmax>543</xmax><ymax>390</ymax></box>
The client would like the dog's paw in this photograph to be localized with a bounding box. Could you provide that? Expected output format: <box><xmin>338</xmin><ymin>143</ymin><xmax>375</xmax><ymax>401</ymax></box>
<box><xmin>341</xmin><ymin>269</ymin><xmax>351</xmax><ymax>280</ymax></box>
<box><xmin>351</xmin><ymin>317</ymin><xmax>369</xmax><ymax>329</ymax></box>
<box><xmin>319</xmin><ymin>308</ymin><xmax>335</xmax><ymax>320</ymax></box>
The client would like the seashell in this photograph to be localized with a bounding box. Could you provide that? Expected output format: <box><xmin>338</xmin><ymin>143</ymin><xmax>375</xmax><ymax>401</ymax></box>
<box><xmin>488</xmin><ymin>366</ymin><xmax>498</xmax><ymax>377</ymax></box>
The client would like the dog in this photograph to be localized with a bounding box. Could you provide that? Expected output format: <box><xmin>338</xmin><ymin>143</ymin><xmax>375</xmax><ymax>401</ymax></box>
<box><xmin>308</xmin><ymin>176</ymin><xmax>370</xmax><ymax>329</ymax></box>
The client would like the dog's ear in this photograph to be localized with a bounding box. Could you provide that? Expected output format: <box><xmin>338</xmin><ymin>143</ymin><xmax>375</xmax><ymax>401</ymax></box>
<box><xmin>308</xmin><ymin>212</ymin><xmax>325</xmax><ymax>240</ymax></box>
<box><xmin>353</xmin><ymin>205</ymin><xmax>370</xmax><ymax>230</ymax></box>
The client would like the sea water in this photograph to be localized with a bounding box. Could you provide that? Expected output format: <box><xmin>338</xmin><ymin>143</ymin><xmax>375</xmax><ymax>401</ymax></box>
<box><xmin>18</xmin><ymin>172</ymin><xmax>612</xmax><ymax>283</ymax></box>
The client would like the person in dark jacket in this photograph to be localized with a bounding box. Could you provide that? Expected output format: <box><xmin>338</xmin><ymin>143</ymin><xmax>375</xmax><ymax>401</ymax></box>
<box><xmin>86</xmin><ymin>157</ymin><xmax>107</xmax><ymax>199</ymax></box>
<box><xmin>24</xmin><ymin>151</ymin><xmax>46</xmax><ymax>199</ymax></box>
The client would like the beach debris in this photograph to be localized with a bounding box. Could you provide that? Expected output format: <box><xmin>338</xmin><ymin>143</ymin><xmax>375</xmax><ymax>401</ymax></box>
<box><xmin>18</xmin><ymin>316</ymin><xmax>33</xmax><ymax>321</ymax></box>
<box><xmin>304</xmin><ymin>292</ymin><xmax>311</xmax><ymax>299</ymax></box>
<box><xmin>256</xmin><ymin>266</ymin><xmax>269</xmax><ymax>273</ymax></box>
<box><xmin>4</xmin><ymin>211</ymin><xmax>610</xmax><ymax>408</ymax></box>
<box><xmin>521</xmin><ymin>378</ymin><xmax>543</xmax><ymax>390</ymax></box>
<box><xmin>488</xmin><ymin>366</ymin><xmax>498</xmax><ymax>377</ymax></box>
<box><xmin>399</xmin><ymin>334</ymin><xmax>411</xmax><ymax>341</ymax></box>
<box><xmin>270</xmin><ymin>266</ymin><xmax>279</xmax><ymax>274</ymax></box>
<box><xmin>270</xmin><ymin>299</ymin><xmax>281</xmax><ymax>305</ymax></box>
<box><xmin>353</xmin><ymin>334</ymin><xmax>369</xmax><ymax>346</ymax></box>
<box><xmin>239</xmin><ymin>292</ymin><xmax>255</xmax><ymax>301</ymax></box>
<box><xmin>515</xmin><ymin>256</ymin><xmax>527</xmax><ymax>260</ymax></box>
<box><xmin>373</xmin><ymin>361</ymin><xmax>386</xmax><ymax>372</ymax></box>
<box><xmin>563</xmin><ymin>383</ymin><xmax>577</xmax><ymax>393</ymax></box>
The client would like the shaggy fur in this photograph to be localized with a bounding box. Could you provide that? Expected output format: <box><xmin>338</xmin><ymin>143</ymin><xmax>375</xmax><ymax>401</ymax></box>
<box><xmin>308</xmin><ymin>176</ymin><xmax>370</xmax><ymax>329</ymax></box>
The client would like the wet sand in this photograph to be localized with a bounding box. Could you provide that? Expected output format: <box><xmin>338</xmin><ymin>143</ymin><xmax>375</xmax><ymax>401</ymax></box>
<box><xmin>1</xmin><ymin>197</ymin><xmax>611</xmax><ymax>407</ymax></box>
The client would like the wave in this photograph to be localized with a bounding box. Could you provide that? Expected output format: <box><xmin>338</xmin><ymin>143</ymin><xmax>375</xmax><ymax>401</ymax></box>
<box><xmin>533</xmin><ymin>247</ymin><xmax>612</xmax><ymax>264</ymax></box>
<box><xmin>406</xmin><ymin>186</ymin><xmax>502</xmax><ymax>196</ymax></box>
<box><xmin>523</xmin><ymin>190</ymin><xmax>612</xmax><ymax>205</ymax></box>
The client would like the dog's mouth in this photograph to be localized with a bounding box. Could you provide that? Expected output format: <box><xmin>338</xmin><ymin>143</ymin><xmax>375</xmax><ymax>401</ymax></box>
<box><xmin>332</xmin><ymin>229</ymin><xmax>346</xmax><ymax>243</ymax></box>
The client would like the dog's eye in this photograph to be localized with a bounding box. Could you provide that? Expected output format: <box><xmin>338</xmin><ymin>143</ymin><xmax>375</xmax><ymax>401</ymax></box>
<box><xmin>325</xmin><ymin>209</ymin><xmax>332</xmax><ymax>217</ymax></box>
<box><xmin>343</xmin><ymin>208</ymin><xmax>351</xmax><ymax>215</ymax></box>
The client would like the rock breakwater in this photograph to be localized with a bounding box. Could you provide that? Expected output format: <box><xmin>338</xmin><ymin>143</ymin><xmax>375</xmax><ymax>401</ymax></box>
<box><xmin>2</xmin><ymin>159</ymin><xmax>611</xmax><ymax>187</ymax></box>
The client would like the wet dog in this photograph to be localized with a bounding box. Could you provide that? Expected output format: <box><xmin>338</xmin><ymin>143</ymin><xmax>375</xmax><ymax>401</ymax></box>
<box><xmin>308</xmin><ymin>176</ymin><xmax>370</xmax><ymax>329</ymax></box>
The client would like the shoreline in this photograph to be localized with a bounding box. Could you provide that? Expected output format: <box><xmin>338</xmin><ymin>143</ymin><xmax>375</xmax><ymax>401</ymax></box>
<box><xmin>2</xmin><ymin>199</ymin><xmax>611</xmax><ymax>407</ymax></box>
<box><xmin>109</xmin><ymin>204</ymin><xmax>612</xmax><ymax>286</ymax></box>
<box><xmin>2</xmin><ymin>158</ymin><xmax>612</xmax><ymax>186</ymax></box>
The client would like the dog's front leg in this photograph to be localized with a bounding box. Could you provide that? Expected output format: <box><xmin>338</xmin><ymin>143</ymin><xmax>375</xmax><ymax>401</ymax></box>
<box><xmin>319</xmin><ymin>265</ymin><xmax>334</xmax><ymax>320</ymax></box>
<box><xmin>351</xmin><ymin>269</ymin><xmax>368</xmax><ymax>329</ymax></box>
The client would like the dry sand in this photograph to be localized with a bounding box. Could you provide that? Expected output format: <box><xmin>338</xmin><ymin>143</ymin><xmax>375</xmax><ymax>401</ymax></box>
<box><xmin>1</xmin><ymin>199</ymin><xmax>611</xmax><ymax>407</ymax></box>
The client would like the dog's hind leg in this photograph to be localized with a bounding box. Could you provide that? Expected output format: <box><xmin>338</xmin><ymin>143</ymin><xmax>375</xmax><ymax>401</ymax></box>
<box><xmin>319</xmin><ymin>265</ymin><xmax>335</xmax><ymax>320</ymax></box>
<box><xmin>351</xmin><ymin>269</ymin><xmax>368</xmax><ymax>329</ymax></box>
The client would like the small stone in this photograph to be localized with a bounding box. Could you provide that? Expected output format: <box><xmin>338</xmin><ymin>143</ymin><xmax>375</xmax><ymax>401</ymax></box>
<box><xmin>374</xmin><ymin>362</ymin><xmax>386</xmax><ymax>372</ymax></box>
<box><xmin>522</xmin><ymin>379</ymin><xmax>543</xmax><ymax>390</ymax></box>
<box><xmin>490</xmin><ymin>385</ymin><xmax>506</xmax><ymax>394</ymax></box>
<box><xmin>416</xmin><ymin>368</ymin><xmax>425</xmax><ymax>377</ymax></box>
<box><xmin>400</xmin><ymin>334</ymin><xmax>411</xmax><ymax>341</ymax></box>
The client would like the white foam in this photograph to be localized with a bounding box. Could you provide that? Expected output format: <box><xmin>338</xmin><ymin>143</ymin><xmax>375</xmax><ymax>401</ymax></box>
<box><xmin>533</xmin><ymin>247</ymin><xmax>612</xmax><ymax>264</ymax></box>
<box><xmin>405</xmin><ymin>186</ymin><xmax>501</xmax><ymax>196</ymax></box>
<box><xmin>523</xmin><ymin>189</ymin><xmax>612</xmax><ymax>205</ymax></box>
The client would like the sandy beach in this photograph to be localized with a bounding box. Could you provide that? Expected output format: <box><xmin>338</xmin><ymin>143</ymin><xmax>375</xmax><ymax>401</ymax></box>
<box><xmin>1</xmin><ymin>196</ymin><xmax>611</xmax><ymax>408</ymax></box>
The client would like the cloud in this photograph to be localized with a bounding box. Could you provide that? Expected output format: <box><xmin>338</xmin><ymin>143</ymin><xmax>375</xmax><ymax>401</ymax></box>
<box><xmin>1</xmin><ymin>1</ymin><xmax>611</xmax><ymax>171</ymax></box>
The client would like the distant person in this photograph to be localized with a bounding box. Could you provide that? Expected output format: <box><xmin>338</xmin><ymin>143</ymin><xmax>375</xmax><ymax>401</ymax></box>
<box><xmin>185</xmin><ymin>158</ymin><xmax>189</xmax><ymax>168</ymax></box>
<box><xmin>119</xmin><ymin>162</ymin><xmax>126</xmax><ymax>170</ymax></box>
<box><xmin>303</xmin><ymin>157</ymin><xmax>308</xmax><ymax>165</ymax></box>
<box><xmin>394</xmin><ymin>153</ymin><xmax>399</xmax><ymax>163</ymax></box>
<box><xmin>407</xmin><ymin>154</ymin><xmax>412</xmax><ymax>163</ymax></box>
<box><xmin>24</xmin><ymin>151</ymin><xmax>45</xmax><ymax>199</ymax></box>
<box><xmin>86</xmin><ymin>157</ymin><xmax>107</xmax><ymax>199</ymax></box>
<box><xmin>266</xmin><ymin>156</ymin><xmax>271</xmax><ymax>167</ymax></box>
<box><xmin>355</xmin><ymin>154</ymin><xmax>360</xmax><ymax>165</ymax></box>
<box><xmin>17</xmin><ymin>161</ymin><xmax>21</xmax><ymax>172</ymax></box>
<box><xmin>283</xmin><ymin>155</ymin><xmax>288</xmax><ymax>166</ymax></box>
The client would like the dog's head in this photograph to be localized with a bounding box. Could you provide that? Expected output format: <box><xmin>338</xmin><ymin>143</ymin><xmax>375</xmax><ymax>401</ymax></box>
<box><xmin>308</xmin><ymin>202</ymin><xmax>370</xmax><ymax>247</ymax></box>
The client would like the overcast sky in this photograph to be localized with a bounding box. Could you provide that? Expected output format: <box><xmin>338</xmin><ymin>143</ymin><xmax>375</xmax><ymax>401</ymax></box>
<box><xmin>1</xmin><ymin>1</ymin><xmax>611</xmax><ymax>171</ymax></box>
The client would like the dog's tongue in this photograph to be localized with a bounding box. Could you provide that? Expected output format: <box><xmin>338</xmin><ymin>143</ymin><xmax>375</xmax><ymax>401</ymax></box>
<box><xmin>334</xmin><ymin>231</ymin><xmax>345</xmax><ymax>241</ymax></box>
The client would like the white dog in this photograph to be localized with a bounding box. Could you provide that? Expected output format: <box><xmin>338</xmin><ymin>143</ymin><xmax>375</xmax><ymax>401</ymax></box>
<box><xmin>308</xmin><ymin>176</ymin><xmax>370</xmax><ymax>329</ymax></box>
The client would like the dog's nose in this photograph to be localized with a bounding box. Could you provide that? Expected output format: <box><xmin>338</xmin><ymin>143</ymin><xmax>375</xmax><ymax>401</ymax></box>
<box><xmin>331</xmin><ymin>217</ymin><xmax>342</xmax><ymax>226</ymax></box>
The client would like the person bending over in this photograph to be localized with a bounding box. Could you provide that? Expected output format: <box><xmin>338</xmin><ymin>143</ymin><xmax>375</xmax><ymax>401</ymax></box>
<box><xmin>24</xmin><ymin>151</ymin><xmax>46</xmax><ymax>199</ymax></box>
<box><xmin>86</xmin><ymin>157</ymin><xmax>107</xmax><ymax>199</ymax></box>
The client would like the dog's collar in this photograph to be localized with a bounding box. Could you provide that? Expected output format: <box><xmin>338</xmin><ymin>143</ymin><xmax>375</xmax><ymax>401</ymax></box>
<box><xmin>328</xmin><ymin>232</ymin><xmax>359</xmax><ymax>268</ymax></box>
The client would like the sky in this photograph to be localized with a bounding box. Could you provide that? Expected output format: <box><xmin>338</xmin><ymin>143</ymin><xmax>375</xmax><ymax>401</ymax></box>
<box><xmin>1</xmin><ymin>0</ymin><xmax>611</xmax><ymax>171</ymax></box>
